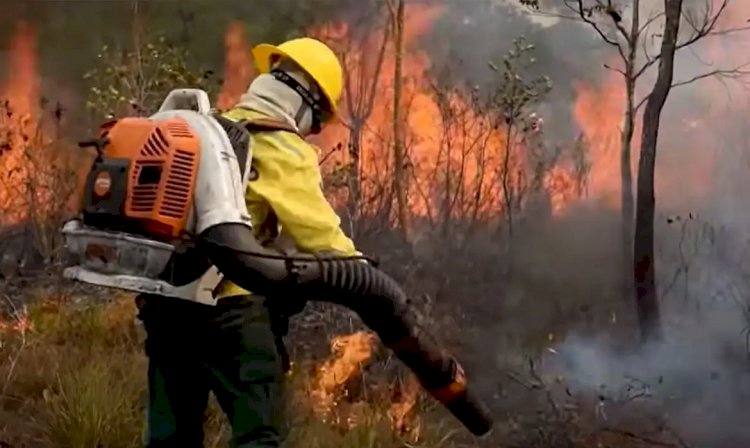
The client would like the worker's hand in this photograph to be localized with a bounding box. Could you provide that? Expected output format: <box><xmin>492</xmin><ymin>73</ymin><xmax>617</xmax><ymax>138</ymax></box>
<box><xmin>358</xmin><ymin>255</ymin><xmax>379</xmax><ymax>268</ymax></box>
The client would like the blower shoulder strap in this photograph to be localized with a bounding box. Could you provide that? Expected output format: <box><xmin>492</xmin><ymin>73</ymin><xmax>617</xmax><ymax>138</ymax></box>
<box><xmin>211</xmin><ymin>114</ymin><xmax>300</xmax><ymax>181</ymax></box>
<box><xmin>243</xmin><ymin>118</ymin><xmax>300</xmax><ymax>135</ymax></box>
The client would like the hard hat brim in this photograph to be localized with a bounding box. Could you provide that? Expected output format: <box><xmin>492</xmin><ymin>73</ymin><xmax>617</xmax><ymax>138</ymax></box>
<box><xmin>251</xmin><ymin>43</ymin><xmax>283</xmax><ymax>75</ymax></box>
<box><xmin>251</xmin><ymin>43</ymin><xmax>339</xmax><ymax>116</ymax></box>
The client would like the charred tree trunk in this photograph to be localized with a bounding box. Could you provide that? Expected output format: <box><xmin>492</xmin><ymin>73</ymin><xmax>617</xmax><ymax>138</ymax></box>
<box><xmin>620</xmin><ymin>0</ymin><xmax>639</xmax><ymax>305</ymax></box>
<box><xmin>634</xmin><ymin>0</ymin><xmax>682</xmax><ymax>343</ymax></box>
<box><xmin>347</xmin><ymin>124</ymin><xmax>363</xmax><ymax>222</ymax></box>
<box><xmin>501</xmin><ymin>122</ymin><xmax>515</xmax><ymax>237</ymax></box>
<box><xmin>620</xmin><ymin>119</ymin><xmax>635</xmax><ymax>299</ymax></box>
<box><xmin>392</xmin><ymin>0</ymin><xmax>410</xmax><ymax>240</ymax></box>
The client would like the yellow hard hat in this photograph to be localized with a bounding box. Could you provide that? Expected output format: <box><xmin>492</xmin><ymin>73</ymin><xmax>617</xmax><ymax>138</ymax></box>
<box><xmin>252</xmin><ymin>37</ymin><xmax>343</xmax><ymax>115</ymax></box>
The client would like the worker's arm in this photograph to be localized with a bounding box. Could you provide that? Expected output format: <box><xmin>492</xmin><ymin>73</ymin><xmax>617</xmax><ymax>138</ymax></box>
<box><xmin>248</xmin><ymin>131</ymin><xmax>359</xmax><ymax>256</ymax></box>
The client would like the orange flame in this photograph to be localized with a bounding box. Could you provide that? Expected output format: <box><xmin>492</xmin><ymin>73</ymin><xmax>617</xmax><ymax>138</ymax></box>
<box><xmin>543</xmin><ymin>165</ymin><xmax>580</xmax><ymax>214</ymax></box>
<box><xmin>0</xmin><ymin>21</ymin><xmax>41</xmax><ymax>226</ymax></box>
<box><xmin>310</xmin><ymin>5</ymin><xmax>562</xmax><ymax>221</ymax></box>
<box><xmin>310</xmin><ymin>331</ymin><xmax>377</xmax><ymax>418</ymax></box>
<box><xmin>216</xmin><ymin>21</ymin><xmax>255</xmax><ymax>110</ymax></box>
<box><xmin>572</xmin><ymin>68</ymin><xmax>629</xmax><ymax>209</ymax></box>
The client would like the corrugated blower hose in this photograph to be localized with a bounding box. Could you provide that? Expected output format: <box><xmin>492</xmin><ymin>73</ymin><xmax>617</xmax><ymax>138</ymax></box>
<box><xmin>197</xmin><ymin>223</ymin><xmax>494</xmax><ymax>436</ymax></box>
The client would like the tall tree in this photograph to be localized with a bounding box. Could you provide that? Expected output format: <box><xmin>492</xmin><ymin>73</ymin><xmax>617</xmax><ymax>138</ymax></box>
<box><xmin>388</xmin><ymin>0</ymin><xmax>411</xmax><ymax>241</ymax></box>
<box><xmin>557</xmin><ymin>0</ymin><xmax>663</xmax><ymax>307</ymax></box>
<box><xmin>632</xmin><ymin>0</ymin><xmax>681</xmax><ymax>342</ymax></box>
<box><xmin>513</xmin><ymin>0</ymin><xmax>646</xmax><ymax>305</ymax></box>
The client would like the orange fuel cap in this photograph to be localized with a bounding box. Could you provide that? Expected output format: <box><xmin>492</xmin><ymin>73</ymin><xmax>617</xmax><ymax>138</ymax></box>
<box><xmin>93</xmin><ymin>171</ymin><xmax>112</xmax><ymax>197</ymax></box>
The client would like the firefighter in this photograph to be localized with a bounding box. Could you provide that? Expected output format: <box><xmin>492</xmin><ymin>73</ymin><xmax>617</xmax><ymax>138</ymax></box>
<box><xmin>135</xmin><ymin>37</ymin><xmax>358</xmax><ymax>448</ymax></box>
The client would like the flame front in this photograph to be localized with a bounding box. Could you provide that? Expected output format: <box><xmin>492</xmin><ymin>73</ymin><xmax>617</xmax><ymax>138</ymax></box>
<box><xmin>311</xmin><ymin>4</ymin><xmax>532</xmax><ymax>220</ymax></box>
<box><xmin>217</xmin><ymin>21</ymin><xmax>254</xmax><ymax>110</ymax></box>
<box><xmin>572</xmin><ymin>67</ymin><xmax>628</xmax><ymax>209</ymax></box>
<box><xmin>0</xmin><ymin>21</ymin><xmax>41</xmax><ymax>226</ymax></box>
<box><xmin>215</xmin><ymin>5</ymin><xmax>595</xmax><ymax>220</ymax></box>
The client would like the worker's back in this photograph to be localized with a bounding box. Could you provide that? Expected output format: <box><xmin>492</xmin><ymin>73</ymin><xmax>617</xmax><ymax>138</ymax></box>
<box><xmin>213</xmin><ymin>106</ymin><xmax>358</xmax><ymax>300</ymax></box>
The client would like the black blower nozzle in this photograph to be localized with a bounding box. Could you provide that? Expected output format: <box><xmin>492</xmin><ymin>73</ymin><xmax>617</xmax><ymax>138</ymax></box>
<box><xmin>383</xmin><ymin>328</ymin><xmax>493</xmax><ymax>436</ymax></box>
<box><xmin>441</xmin><ymin>379</ymin><xmax>494</xmax><ymax>436</ymax></box>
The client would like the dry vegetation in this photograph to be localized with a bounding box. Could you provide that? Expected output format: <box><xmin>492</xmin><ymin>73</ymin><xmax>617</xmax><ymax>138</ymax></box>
<box><xmin>0</xmin><ymin>283</ymin><xmax>448</xmax><ymax>448</ymax></box>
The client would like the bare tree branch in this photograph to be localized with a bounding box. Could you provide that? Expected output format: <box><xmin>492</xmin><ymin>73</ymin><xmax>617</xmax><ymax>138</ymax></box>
<box><xmin>638</xmin><ymin>11</ymin><xmax>666</xmax><ymax>37</ymax></box>
<box><xmin>670</xmin><ymin>64</ymin><xmax>750</xmax><ymax>89</ymax></box>
<box><xmin>633</xmin><ymin>0</ymin><xmax>749</xmax><ymax>82</ymax></box>
<box><xmin>635</xmin><ymin>63</ymin><xmax>750</xmax><ymax>111</ymax></box>
<box><xmin>563</xmin><ymin>0</ymin><xmax>621</xmax><ymax>48</ymax></box>
<box><xmin>603</xmin><ymin>62</ymin><xmax>626</xmax><ymax>76</ymax></box>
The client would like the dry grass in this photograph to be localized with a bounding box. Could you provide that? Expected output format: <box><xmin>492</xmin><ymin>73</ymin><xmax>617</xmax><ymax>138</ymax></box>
<box><xmin>0</xmin><ymin>291</ymin><xmax>146</xmax><ymax>447</ymax></box>
<box><xmin>0</xmin><ymin>287</ymin><xmax>462</xmax><ymax>448</ymax></box>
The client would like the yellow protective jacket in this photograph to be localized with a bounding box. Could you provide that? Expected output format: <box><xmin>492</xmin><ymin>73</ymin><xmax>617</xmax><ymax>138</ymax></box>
<box><xmin>213</xmin><ymin>107</ymin><xmax>359</xmax><ymax>299</ymax></box>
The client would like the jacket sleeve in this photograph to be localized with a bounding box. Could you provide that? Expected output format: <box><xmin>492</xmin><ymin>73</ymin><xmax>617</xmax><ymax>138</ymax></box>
<box><xmin>248</xmin><ymin>131</ymin><xmax>359</xmax><ymax>257</ymax></box>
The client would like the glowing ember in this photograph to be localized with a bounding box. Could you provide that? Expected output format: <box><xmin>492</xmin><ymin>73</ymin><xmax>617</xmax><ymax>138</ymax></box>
<box><xmin>0</xmin><ymin>312</ymin><xmax>33</xmax><ymax>334</ymax></box>
<box><xmin>389</xmin><ymin>375</ymin><xmax>421</xmax><ymax>435</ymax></box>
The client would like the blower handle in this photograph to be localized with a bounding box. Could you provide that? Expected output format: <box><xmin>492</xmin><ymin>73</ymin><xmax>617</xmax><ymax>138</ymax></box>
<box><xmin>78</xmin><ymin>137</ymin><xmax>109</xmax><ymax>162</ymax></box>
<box><xmin>157</xmin><ymin>88</ymin><xmax>212</xmax><ymax>114</ymax></box>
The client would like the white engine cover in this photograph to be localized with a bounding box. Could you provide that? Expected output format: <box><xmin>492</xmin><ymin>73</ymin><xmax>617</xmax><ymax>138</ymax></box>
<box><xmin>63</xmin><ymin>266</ymin><xmax>222</xmax><ymax>306</ymax></box>
<box><xmin>62</xmin><ymin>219</ymin><xmax>222</xmax><ymax>305</ymax></box>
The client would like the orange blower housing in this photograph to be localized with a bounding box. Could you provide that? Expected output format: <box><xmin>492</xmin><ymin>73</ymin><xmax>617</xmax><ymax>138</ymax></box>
<box><xmin>81</xmin><ymin>117</ymin><xmax>201</xmax><ymax>242</ymax></box>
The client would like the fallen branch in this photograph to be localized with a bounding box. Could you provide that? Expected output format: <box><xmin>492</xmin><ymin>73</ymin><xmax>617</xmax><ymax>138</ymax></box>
<box><xmin>603</xmin><ymin>426</ymin><xmax>691</xmax><ymax>448</ymax></box>
<box><xmin>506</xmin><ymin>370</ymin><xmax>541</xmax><ymax>390</ymax></box>
<box><xmin>528</xmin><ymin>357</ymin><xmax>562</xmax><ymax>417</ymax></box>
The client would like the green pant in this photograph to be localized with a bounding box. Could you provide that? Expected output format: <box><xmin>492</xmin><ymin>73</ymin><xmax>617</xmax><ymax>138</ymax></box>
<box><xmin>136</xmin><ymin>294</ymin><xmax>286</xmax><ymax>448</ymax></box>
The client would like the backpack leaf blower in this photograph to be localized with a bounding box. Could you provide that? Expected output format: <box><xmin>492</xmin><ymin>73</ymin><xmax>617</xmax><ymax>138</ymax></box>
<box><xmin>62</xmin><ymin>88</ymin><xmax>494</xmax><ymax>436</ymax></box>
